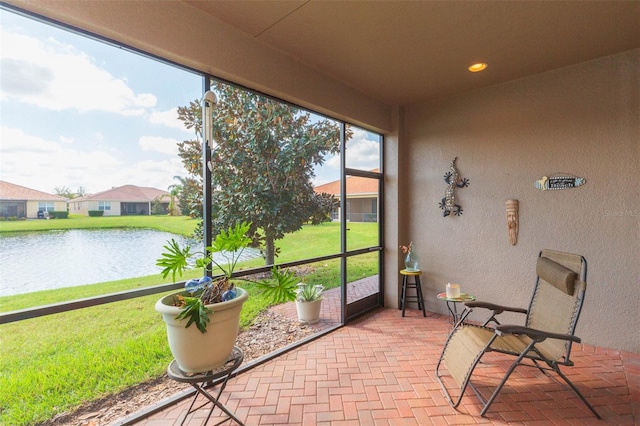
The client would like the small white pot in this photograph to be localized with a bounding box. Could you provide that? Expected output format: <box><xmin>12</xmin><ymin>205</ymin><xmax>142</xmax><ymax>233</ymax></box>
<box><xmin>296</xmin><ymin>298</ymin><xmax>322</xmax><ymax>324</ymax></box>
<box><xmin>155</xmin><ymin>287</ymin><xmax>248</xmax><ymax>372</ymax></box>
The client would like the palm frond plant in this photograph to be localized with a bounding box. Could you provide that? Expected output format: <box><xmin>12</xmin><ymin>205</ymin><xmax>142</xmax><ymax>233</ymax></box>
<box><xmin>255</xmin><ymin>266</ymin><xmax>299</xmax><ymax>305</ymax></box>
<box><xmin>253</xmin><ymin>267</ymin><xmax>325</xmax><ymax>325</ymax></box>
<box><xmin>156</xmin><ymin>221</ymin><xmax>253</xmax><ymax>333</ymax></box>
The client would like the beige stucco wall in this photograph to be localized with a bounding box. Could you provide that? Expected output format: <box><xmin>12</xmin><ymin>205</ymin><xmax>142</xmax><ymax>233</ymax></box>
<box><xmin>102</xmin><ymin>202</ymin><xmax>121</xmax><ymax>216</ymax></box>
<box><xmin>399</xmin><ymin>49</ymin><xmax>639</xmax><ymax>352</ymax></box>
<box><xmin>71</xmin><ymin>200</ymin><xmax>121</xmax><ymax>216</ymax></box>
<box><xmin>68</xmin><ymin>200</ymin><xmax>85</xmax><ymax>216</ymax></box>
<box><xmin>25</xmin><ymin>200</ymin><xmax>67</xmax><ymax>218</ymax></box>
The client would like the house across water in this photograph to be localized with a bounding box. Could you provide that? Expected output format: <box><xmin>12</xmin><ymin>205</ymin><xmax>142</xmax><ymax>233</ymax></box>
<box><xmin>0</xmin><ymin>180</ymin><xmax>67</xmax><ymax>219</ymax></box>
<box><xmin>0</xmin><ymin>181</ymin><xmax>171</xmax><ymax>218</ymax></box>
<box><xmin>69</xmin><ymin>185</ymin><xmax>171</xmax><ymax>216</ymax></box>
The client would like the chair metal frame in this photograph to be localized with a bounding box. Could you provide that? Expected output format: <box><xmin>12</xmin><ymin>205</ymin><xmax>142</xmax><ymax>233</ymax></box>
<box><xmin>435</xmin><ymin>249</ymin><xmax>600</xmax><ymax>418</ymax></box>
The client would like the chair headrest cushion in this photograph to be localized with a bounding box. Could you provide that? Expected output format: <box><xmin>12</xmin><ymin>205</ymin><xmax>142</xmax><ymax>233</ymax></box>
<box><xmin>537</xmin><ymin>257</ymin><xmax>577</xmax><ymax>295</ymax></box>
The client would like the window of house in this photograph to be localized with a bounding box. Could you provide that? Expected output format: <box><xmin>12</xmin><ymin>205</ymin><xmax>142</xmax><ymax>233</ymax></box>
<box><xmin>38</xmin><ymin>202</ymin><xmax>54</xmax><ymax>212</ymax></box>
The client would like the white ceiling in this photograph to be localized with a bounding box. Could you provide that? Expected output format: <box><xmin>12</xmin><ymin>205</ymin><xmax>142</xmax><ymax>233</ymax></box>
<box><xmin>185</xmin><ymin>1</ymin><xmax>640</xmax><ymax>107</ymax></box>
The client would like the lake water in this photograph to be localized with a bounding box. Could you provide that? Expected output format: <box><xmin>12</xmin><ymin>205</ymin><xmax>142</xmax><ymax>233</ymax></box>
<box><xmin>0</xmin><ymin>229</ymin><xmax>259</xmax><ymax>297</ymax></box>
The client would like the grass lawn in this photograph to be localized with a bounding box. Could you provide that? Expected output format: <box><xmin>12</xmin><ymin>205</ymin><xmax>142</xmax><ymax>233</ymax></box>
<box><xmin>0</xmin><ymin>214</ymin><xmax>198</xmax><ymax>235</ymax></box>
<box><xmin>0</xmin><ymin>219</ymin><xmax>379</xmax><ymax>426</ymax></box>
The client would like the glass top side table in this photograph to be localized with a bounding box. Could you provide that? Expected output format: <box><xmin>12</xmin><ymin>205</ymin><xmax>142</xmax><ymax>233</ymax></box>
<box><xmin>436</xmin><ymin>292</ymin><xmax>476</xmax><ymax>326</ymax></box>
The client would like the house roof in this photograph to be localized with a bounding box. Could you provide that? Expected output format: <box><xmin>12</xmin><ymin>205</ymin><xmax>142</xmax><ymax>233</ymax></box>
<box><xmin>73</xmin><ymin>185</ymin><xmax>169</xmax><ymax>203</ymax></box>
<box><xmin>0</xmin><ymin>180</ymin><xmax>68</xmax><ymax>202</ymax></box>
<box><xmin>315</xmin><ymin>170</ymin><xmax>379</xmax><ymax>196</ymax></box>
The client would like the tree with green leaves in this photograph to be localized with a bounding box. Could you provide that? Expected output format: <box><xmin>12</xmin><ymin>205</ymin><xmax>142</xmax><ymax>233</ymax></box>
<box><xmin>167</xmin><ymin>175</ymin><xmax>198</xmax><ymax>216</ymax></box>
<box><xmin>54</xmin><ymin>185</ymin><xmax>86</xmax><ymax>199</ymax></box>
<box><xmin>151</xmin><ymin>197</ymin><xmax>165</xmax><ymax>215</ymax></box>
<box><xmin>176</xmin><ymin>81</ymin><xmax>343</xmax><ymax>265</ymax></box>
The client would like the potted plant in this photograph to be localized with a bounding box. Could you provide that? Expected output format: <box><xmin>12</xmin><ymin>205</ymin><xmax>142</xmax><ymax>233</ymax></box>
<box><xmin>155</xmin><ymin>222</ymin><xmax>252</xmax><ymax>372</ymax></box>
<box><xmin>295</xmin><ymin>281</ymin><xmax>325</xmax><ymax>324</ymax></box>
<box><xmin>254</xmin><ymin>267</ymin><xmax>325</xmax><ymax>325</ymax></box>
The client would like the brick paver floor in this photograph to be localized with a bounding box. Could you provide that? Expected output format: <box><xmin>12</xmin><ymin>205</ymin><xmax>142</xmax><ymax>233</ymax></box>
<box><xmin>126</xmin><ymin>297</ymin><xmax>639</xmax><ymax>425</ymax></box>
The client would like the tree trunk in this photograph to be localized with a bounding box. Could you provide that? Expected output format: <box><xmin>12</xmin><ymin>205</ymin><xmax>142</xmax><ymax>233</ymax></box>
<box><xmin>265</xmin><ymin>235</ymin><xmax>275</xmax><ymax>266</ymax></box>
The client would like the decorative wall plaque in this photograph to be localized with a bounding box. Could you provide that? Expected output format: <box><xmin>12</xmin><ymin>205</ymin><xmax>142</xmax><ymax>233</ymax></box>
<box><xmin>534</xmin><ymin>174</ymin><xmax>585</xmax><ymax>191</ymax></box>
<box><xmin>506</xmin><ymin>200</ymin><xmax>519</xmax><ymax>245</ymax></box>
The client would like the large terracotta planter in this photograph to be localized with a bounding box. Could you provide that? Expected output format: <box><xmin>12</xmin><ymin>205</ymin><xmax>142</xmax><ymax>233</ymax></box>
<box><xmin>295</xmin><ymin>299</ymin><xmax>322</xmax><ymax>324</ymax></box>
<box><xmin>155</xmin><ymin>287</ymin><xmax>248</xmax><ymax>373</ymax></box>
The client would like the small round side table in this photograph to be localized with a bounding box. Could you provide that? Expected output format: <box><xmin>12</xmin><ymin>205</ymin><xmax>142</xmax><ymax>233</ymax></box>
<box><xmin>436</xmin><ymin>292</ymin><xmax>476</xmax><ymax>326</ymax></box>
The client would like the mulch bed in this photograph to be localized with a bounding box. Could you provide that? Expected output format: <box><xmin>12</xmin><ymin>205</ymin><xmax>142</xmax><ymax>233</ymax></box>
<box><xmin>38</xmin><ymin>309</ymin><xmax>317</xmax><ymax>426</ymax></box>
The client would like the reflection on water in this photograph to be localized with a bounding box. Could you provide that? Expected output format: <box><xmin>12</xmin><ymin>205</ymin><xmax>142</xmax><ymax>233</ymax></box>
<box><xmin>0</xmin><ymin>229</ymin><xmax>259</xmax><ymax>297</ymax></box>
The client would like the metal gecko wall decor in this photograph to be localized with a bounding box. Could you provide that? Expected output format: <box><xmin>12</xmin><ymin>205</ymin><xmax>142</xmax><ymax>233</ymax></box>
<box><xmin>439</xmin><ymin>157</ymin><xmax>470</xmax><ymax>217</ymax></box>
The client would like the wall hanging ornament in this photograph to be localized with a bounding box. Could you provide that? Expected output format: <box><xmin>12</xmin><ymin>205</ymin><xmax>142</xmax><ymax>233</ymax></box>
<box><xmin>505</xmin><ymin>199</ymin><xmax>519</xmax><ymax>245</ymax></box>
<box><xmin>534</xmin><ymin>173</ymin><xmax>585</xmax><ymax>191</ymax></box>
<box><xmin>439</xmin><ymin>157</ymin><xmax>470</xmax><ymax>217</ymax></box>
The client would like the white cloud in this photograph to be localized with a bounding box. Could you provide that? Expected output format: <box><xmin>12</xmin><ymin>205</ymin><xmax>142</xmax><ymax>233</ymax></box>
<box><xmin>0</xmin><ymin>126</ymin><xmax>188</xmax><ymax>193</ymax></box>
<box><xmin>149</xmin><ymin>108</ymin><xmax>192</xmax><ymax>132</ymax></box>
<box><xmin>313</xmin><ymin>128</ymin><xmax>379</xmax><ymax>186</ymax></box>
<box><xmin>0</xmin><ymin>17</ymin><xmax>197</xmax><ymax>196</ymax></box>
<box><xmin>139</xmin><ymin>135</ymin><xmax>181</xmax><ymax>156</ymax></box>
<box><xmin>108</xmin><ymin>158</ymin><xmax>187</xmax><ymax>192</ymax></box>
<box><xmin>1</xmin><ymin>127</ymin><xmax>54</xmax><ymax>154</ymax></box>
<box><xmin>345</xmin><ymin>128</ymin><xmax>380</xmax><ymax>171</ymax></box>
<box><xmin>58</xmin><ymin>135</ymin><xmax>75</xmax><ymax>145</ymax></box>
<box><xmin>0</xmin><ymin>28</ymin><xmax>156</xmax><ymax>115</ymax></box>
<box><xmin>324</xmin><ymin>155</ymin><xmax>340</xmax><ymax>171</ymax></box>
<box><xmin>322</xmin><ymin>129</ymin><xmax>380</xmax><ymax>173</ymax></box>
<box><xmin>1</xmin><ymin>126</ymin><xmax>129</xmax><ymax>193</ymax></box>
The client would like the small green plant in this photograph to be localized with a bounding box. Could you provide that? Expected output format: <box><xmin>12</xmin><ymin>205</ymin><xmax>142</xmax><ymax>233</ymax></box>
<box><xmin>296</xmin><ymin>281</ymin><xmax>325</xmax><ymax>302</ymax></box>
<box><xmin>256</xmin><ymin>266</ymin><xmax>298</xmax><ymax>304</ymax></box>
<box><xmin>156</xmin><ymin>221</ymin><xmax>254</xmax><ymax>333</ymax></box>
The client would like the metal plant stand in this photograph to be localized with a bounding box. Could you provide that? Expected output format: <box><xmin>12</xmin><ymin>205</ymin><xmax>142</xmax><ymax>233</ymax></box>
<box><xmin>167</xmin><ymin>346</ymin><xmax>244</xmax><ymax>426</ymax></box>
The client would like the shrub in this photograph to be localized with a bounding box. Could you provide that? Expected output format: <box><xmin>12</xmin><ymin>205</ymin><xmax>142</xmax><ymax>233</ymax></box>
<box><xmin>88</xmin><ymin>210</ymin><xmax>104</xmax><ymax>217</ymax></box>
<box><xmin>51</xmin><ymin>211</ymin><xmax>69</xmax><ymax>219</ymax></box>
<box><xmin>151</xmin><ymin>198</ymin><xmax>165</xmax><ymax>215</ymax></box>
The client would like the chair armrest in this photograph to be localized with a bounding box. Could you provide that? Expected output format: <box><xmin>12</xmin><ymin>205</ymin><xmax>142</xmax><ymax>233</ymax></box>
<box><xmin>464</xmin><ymin>301</ymin><xmax>528</xmax><ymax>315</ymax></box>
<box><xmin>495</xmin><ymin>324</ymin><xmax>582</xmax><ymax>343</ymax></box>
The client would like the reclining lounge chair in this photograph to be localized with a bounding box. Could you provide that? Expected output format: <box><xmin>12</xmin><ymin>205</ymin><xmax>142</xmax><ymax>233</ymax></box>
<box><xmin>435</xmin><ymin>249</ymin><xmax>600</xmax><ymax>418</ymax></box>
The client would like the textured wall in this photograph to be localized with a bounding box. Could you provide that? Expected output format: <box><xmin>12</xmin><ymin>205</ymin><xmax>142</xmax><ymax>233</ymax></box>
<box><xmin>401</xmin><ymin>49</ymin><xmax>639</xmax><ymax>352</ymax></box>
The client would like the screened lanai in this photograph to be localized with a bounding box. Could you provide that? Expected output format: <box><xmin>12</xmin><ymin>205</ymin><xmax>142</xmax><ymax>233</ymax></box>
<box><xmin>1</xmin><ymin>1</ymin><xmax>638</xmax><ymax>425</ymax></box>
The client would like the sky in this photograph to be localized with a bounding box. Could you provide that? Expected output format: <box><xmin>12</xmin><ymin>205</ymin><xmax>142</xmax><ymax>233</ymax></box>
<box><xmin>0</xmin><ymin>8</ymin><xmax>379</xmax><ymax>196</ymax></box>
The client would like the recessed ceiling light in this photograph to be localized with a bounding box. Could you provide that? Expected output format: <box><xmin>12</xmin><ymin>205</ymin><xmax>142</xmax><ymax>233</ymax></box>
<box><xmin>468</xmin><ymin>63</ymin><xmax>488</xmax><ymax>72</ymax></box>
